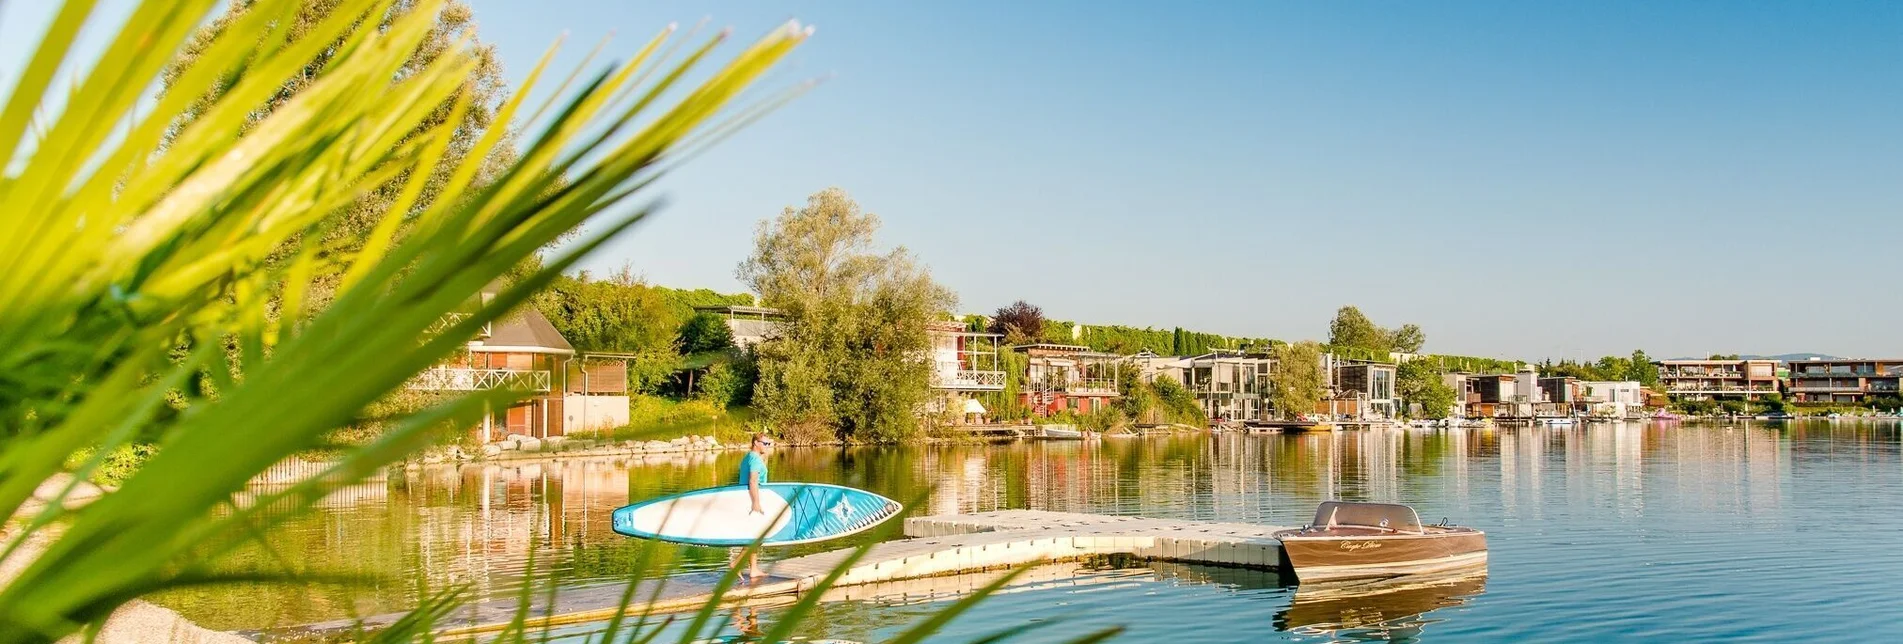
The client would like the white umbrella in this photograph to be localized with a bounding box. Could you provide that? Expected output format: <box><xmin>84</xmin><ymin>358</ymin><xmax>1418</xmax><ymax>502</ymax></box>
<box><xmin>962</xmin><ymin>398</ymin><xmax>987</xmax><ymax>415</ymax></box>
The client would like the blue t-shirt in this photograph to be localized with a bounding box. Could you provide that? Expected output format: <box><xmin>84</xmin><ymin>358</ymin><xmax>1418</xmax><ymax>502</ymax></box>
<box><xmin>738</xmin><ymin>451</ymin><xmax>768</xmax><ymax>486</ymax></box>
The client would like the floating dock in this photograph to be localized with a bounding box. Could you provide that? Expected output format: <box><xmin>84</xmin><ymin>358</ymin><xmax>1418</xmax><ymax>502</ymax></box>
<box><xmin>272</xmin><ymin>510</ymin><xmax>1293</xmax><ymax>640</ymax></box>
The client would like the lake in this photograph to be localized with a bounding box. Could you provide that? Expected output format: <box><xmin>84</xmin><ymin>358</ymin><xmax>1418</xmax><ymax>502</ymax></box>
<box><xmin>166</xmin><ymin>421</ymin><xmax>1903</xmax><ymax>642</ymax></box>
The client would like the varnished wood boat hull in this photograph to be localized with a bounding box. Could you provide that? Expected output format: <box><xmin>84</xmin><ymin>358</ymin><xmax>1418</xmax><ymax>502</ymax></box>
<box><xmin>1275</xmin><ymin>530</ymin><xmax>1487</xmax><ymax>582</ymax></box>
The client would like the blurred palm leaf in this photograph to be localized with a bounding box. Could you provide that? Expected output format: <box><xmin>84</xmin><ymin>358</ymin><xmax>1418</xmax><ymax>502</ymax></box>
<box><xmin>0</xmin><ymin>0</ymin><xmax>808</xmax><ymax>640</ymax></box>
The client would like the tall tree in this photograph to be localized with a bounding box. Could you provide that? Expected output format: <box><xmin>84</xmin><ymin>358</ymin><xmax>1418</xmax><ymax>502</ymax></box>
<box><xmin>162</xmin><ymin>0</ymin><xmax>518</xmax><ymax>309</ymax></box>
<box><xmin>1396</xmin><ymin>359</ymin><xmax>1456</xmax><ymax>419</ymax></box>
<box><xmin>740</xmin><ymin>188</ymin><xmax>956</xmax><ymax>441</ymax></box>
<box><xmin>532</xmin><ymin>268</ymin><xmax>680</xmax><ymax>393</ymax></box>
<box><xmin>678</xmin><ymin>312</ymin><xmax>736</xmax><ymax>354</ymax></box>
<box><xmin>1269</xmin><ymin>341</ymin><xmax>1327</xmax><ymax>419</ymax></box>
<box><xmin>1627</xmin><ymin>350</ymin><xmax>1661</xmax><ymax>386</ymax></box>
<box><xmin>1388</xmin><ymin>324</ymin><xmax>1426</xmax><ymax>354</ymax></box>
<box><xmin>1327</xmin><ymin>306</ymin><xmax>1427</xmax><ymax>356</ymax></box>
<box><xmin>1328</xmin><ymin>306</ymin><xmax>1393</xmax><ymax>354</ymax></box>
<box><xmin>990</xmin><ymin>300</ymin><xmax>1046</xmax><ymax>345</ymax></box>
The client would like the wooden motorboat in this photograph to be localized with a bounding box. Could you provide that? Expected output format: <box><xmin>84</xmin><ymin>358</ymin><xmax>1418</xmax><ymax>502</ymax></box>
<box><xmin>1273</xmin><ymin>502</ymin><xmax>1487</xmax><ymax>582</ymax></box>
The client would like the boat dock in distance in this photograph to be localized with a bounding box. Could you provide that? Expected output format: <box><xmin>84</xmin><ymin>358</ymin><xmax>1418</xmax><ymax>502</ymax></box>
<box><xmin>279</xmin><ymin>510</ymin><xmax>1298</xmax><ymax>639</ymax></box>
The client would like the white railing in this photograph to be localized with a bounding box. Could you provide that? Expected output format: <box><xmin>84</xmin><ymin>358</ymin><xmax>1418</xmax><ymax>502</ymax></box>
<box><xmin>1068</xmin><ymin>379</ymin><xmax>1118</xmax><ymax>395</ymax></box>
<box><xmin>409</xmin><ymin>367</ymin><xmax>551</xmax><ymax>392</ymax></box>
<box><xmin>934</xmin><ymin>369</ymin><xmax>1007</xmax><ymax>391</ymax></box>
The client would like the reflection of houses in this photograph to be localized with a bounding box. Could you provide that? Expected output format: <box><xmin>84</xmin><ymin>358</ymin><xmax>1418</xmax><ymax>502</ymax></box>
<box><xmin>413</xmin><ymin>286</ymin><xmax>629</xmax><ymax>442</ymax></box>
<box><xmin>1785</xmin><ymin>358</ymin><xmax>1903</xmax><ymax>404</ymax></box>
<box><xmin>694</xmin><ymin>304</ymin><xmax>784</xmax><ymax>349</ymax></box>
<box><xmin>926</xmin><ymin>321</ymin><xmax>1006</xmax><ymax>421</ymax></box>
<box><xmin>1323</xmin><ymin>355</ymin><xmax>1397</xmax><ymax>419</ymax></box>
<box><xmin>1655</xmin><ymin>359</ymin><xmax>1779</xmax><ymax>401</ymax></box>
<box><xmin>1013</xmin><ymin>344</ymin><xmax>1122</xmax><ymax>416</ymax></box>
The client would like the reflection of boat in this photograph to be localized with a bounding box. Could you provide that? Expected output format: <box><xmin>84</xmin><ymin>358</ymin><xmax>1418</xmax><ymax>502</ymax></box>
<box><xmin>1274</xmin><ymin>568</ymin><xmax>1488</xmax><ymax>635</ymax></box>
<box><xmin>1273</xmin><ymin>502</ymin><xmax>1487</xmax><ymax>582</ymax></box>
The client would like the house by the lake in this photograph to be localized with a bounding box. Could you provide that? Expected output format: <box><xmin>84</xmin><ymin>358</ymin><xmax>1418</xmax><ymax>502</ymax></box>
<box><xmin>1013</xmin><ymin>344</ymin><xmax>1122</xmax><ymax>416</ymax></box>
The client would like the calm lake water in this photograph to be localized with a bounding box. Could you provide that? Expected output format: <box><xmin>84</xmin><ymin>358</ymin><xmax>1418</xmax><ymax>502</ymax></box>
<box><xmin>166</xmin><ymin>421</ymin><xmax>1903</xmax><ymax>642</ymax></box>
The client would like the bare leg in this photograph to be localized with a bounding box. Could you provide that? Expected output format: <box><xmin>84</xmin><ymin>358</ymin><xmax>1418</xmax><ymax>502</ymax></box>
<box><xmin>748</xmin><ymin>548</ymin><xmax>763</xmax><ymax>582</ymax></box>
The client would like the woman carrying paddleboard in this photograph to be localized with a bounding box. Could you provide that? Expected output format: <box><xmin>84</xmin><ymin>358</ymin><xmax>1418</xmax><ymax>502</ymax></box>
<box><xmin>731</xmin><ymin>432</ymin><xmax>773</xmax><ymax>580</ymax></box>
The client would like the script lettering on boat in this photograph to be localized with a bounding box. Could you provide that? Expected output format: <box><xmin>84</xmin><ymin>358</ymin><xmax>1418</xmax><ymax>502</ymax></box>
<box><xmin>1338</xmin><ymin>540</ymin><xmax>1384</xmax><ymax>552</ymax></box>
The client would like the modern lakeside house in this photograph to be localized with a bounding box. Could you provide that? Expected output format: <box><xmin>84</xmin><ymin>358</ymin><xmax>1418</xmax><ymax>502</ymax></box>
<box><xmin>1783</xmin><ymin>358</ymin><xmax>1903</xmax><ymax>404</ymax></box>
<box><xmin>1013</xmin><ymin>344</ymin><xmax>1123</xmax><ymax>416</ymax></box>
<box><xmin>1655</xmin><ymin>359</ymin><xmax>1781</xmax><ymax>401</ymax></box>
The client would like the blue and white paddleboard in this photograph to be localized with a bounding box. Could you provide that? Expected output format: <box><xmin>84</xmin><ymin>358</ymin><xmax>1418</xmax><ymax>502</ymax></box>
<box><xmin>611</xmin><ymin>482</ymin><xmax>903</xmax><ymax>547</ymax></box>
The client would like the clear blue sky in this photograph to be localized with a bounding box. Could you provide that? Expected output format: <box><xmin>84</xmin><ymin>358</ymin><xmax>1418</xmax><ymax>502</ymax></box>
<box><xmin>5</xmin><ymin>1</ymin><xmax>1900</xmax><ymax>359</ymax></box>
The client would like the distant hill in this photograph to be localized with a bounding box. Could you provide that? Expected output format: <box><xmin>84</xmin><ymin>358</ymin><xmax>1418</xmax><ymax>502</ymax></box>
<box><xmin>1668</xmin><ymin>353</ymin><xmax>1843</xmax><ymax>362</ymax></box>
<box><xmin>1751</xmin><ymin>353</ymin><xmax>1843</xmax><ymax>363</ymax></box>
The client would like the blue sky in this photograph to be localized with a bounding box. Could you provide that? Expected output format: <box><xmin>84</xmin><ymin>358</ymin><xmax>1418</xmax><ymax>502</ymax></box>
<box><xmin>4</xmin><ymin>1</ymin><xmax>1900</xmax><ymax>359</ymax></box>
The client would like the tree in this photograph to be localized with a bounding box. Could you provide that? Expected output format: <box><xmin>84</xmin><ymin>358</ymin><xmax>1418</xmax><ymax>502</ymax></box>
<box><xmin>679</xmin><ymin>312</ymin><xmax>736</xmax><ymax>354</ymax></box>
<box><xmin>1328</xmin><ymin>306</ymin><xmax>1390</xmax><ymax>354</ymax></box>
<box><xmin>1327</xmin><ymin>306</ymin><xmax>1427</xmax><ymax>356</ymax></box>
<box><xmin>1388</xmin><ymin>324</ymin><xmax>1426</xmax><ymax>354</ymax></box>
<box><xmin>533</xmin><ymin>268</ymin><xmax>680</xmax><ymax>393</ymax></box>
<box><xmin>1414</xmin><ymin>379</ymin><xmax>1458</xmax><ymax>420</ymax></box>
<box><xmin>1627</xmin><ymin>350</ymin><xmax>1661</xmax><ymax>386</ymax></box>
<box><xmin>1396</xmin><ymin>359</ymin><xmax>1455</xmax><ymax>419</ymax></box>
<box><xmin>740</xmin><ymin>188</ymin><xmax>956</xmax><ymax>442</ymax></box>
<box><xmin>991</xmin><ymin>300</ymin><xmax>1046</xmax><ymax>345</ymax></box>
<box><xmin>165</xmin><ymin>0</ymin><xmax>515</xmax><ymax>247</ymax></box>
<box><xmin>1269</xmin><ymin>341</ymin><xmax>1327</xmax><ymax>419</ymax></box>
<box><xmin>1149</xmin><ymin>375</ymin><xmax>1203</xmax><ymax>424</ymax></box>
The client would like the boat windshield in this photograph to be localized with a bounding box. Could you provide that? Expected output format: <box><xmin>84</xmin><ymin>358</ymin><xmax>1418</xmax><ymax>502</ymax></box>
<box><xmin>1311</xmin><ymin>502</ymin><xmax>1424</xmax><ymax>534</ymax></box>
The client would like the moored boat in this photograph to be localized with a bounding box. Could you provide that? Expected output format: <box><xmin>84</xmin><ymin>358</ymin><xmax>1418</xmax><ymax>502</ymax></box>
<box><xmin>1273</xmin><ymin>502</ymin><xmax>1487</xmax><ymax>582</ymax></box>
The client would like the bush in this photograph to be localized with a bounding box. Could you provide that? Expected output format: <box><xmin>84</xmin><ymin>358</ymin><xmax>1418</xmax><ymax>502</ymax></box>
<box><xmin>693</xmin><ymin>360</ymin><xmax>754</xmax><ymax>408</ymax></box>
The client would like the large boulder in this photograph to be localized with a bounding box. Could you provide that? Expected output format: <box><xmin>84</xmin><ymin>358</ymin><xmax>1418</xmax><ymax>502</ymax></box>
<box><xmin>481</xmin><ymin>444</ymin><xmax>503</xmax><ymax>458</ymax></box>
<box><xmin>516</xmin><ymin>437</ymin><xmax>543</xmax><ymax>452</ymax></box>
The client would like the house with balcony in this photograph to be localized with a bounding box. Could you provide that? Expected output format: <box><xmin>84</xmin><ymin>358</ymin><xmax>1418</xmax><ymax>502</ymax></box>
<box><xmin>1323</xmin><ymin>355</ymin><xmax>1397</xmax><ymax>420</ymax></box>
<box><xmin>411</xmin><ymin>284</ymin><xmax>632</xmax><ymax>443</ymax></box>
<box><xmin>926</xmin><ymin>320</ymin><xmax>1006</xmax><ymax>421</ymax></box>
<box><xmin>1655</xmin><ymin>359</ymin><xmax>1780</xmax><ymax>401</ymax></box>
<box><xmin>1785</xmin><ymin>358</ymin><xmax>1903</xmax><ymax>404</ymax></box>
<box><xmin>1013</xmin><ymin>344</ymin><xmax>1122</xmax><ymax>416</ymax></box>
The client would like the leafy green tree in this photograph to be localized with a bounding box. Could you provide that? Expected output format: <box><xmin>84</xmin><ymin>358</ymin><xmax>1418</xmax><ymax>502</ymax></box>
<box><xmin>1328</xmin><ymin>306</ymin><xmax>1390</xmax><ymax>354</ymax></box>
<box><xmin>740</xmin><ymin>188</ymin><xmax>955</xmax><ymax>442</ymax></box>
<box><xmin>1269</xmin><ymin>341</ymin><xmax>1326</xmax><ymax>419</ymax></box>
<box><xmin>162</xmin><ymin>0</ymin><xmax>520</xmax><ymax>311</ymax></box>
<box><xmin>533</xmin><ymin>269</ymin><xmax>680</xmax><ymax>393</ymax></box>
<box><xmin>1414</xmin><ymin>379</ymin><xmax>1458</xmax><ymax>420</ymax></box>
<box><xmin>678</xmin><ymin>312</ymin><xmax>736</xmax><ymax>354</ymax></box>
<box><xmin>1627</xmin><ymin>350</ymin><xmax>1661</xmax><ymax>386</ymax></box>
<box><xmin>1328</xmin><ymin>306</ymin><xmax>1427</xmax><ymax>356</ymax></box>
<box><xmin>1388</xmin><ymin>324</ymin><xmax>1426</xmax><ymax>354</ymax></box>
<box><xmin>1149</xmin><ymin>375</ymin><xmax>1203</xmax><ymax>424</ymax></box>
<box><xmin>1396</xmin><ymin>359</ymin><xmax>1456</xmax><ymax>419</ymax></box>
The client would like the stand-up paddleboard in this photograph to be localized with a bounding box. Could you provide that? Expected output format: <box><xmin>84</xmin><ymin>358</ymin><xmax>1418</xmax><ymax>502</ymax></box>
<box><xmin>612</xmin><ymin>483</ymin><xmax>902</xmax><ymax>547</ymax></box>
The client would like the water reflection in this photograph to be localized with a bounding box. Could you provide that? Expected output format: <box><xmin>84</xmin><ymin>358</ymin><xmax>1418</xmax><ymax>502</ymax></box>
<box><xmin>163</xmin><ymin>421</ymin><xmax>1903</xmax><ymax>642</ymax></box>
<box><xmin>1275</xmin><ymin>569</ymin><xmax>1487</xmax><ymax>640</ymax></box>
